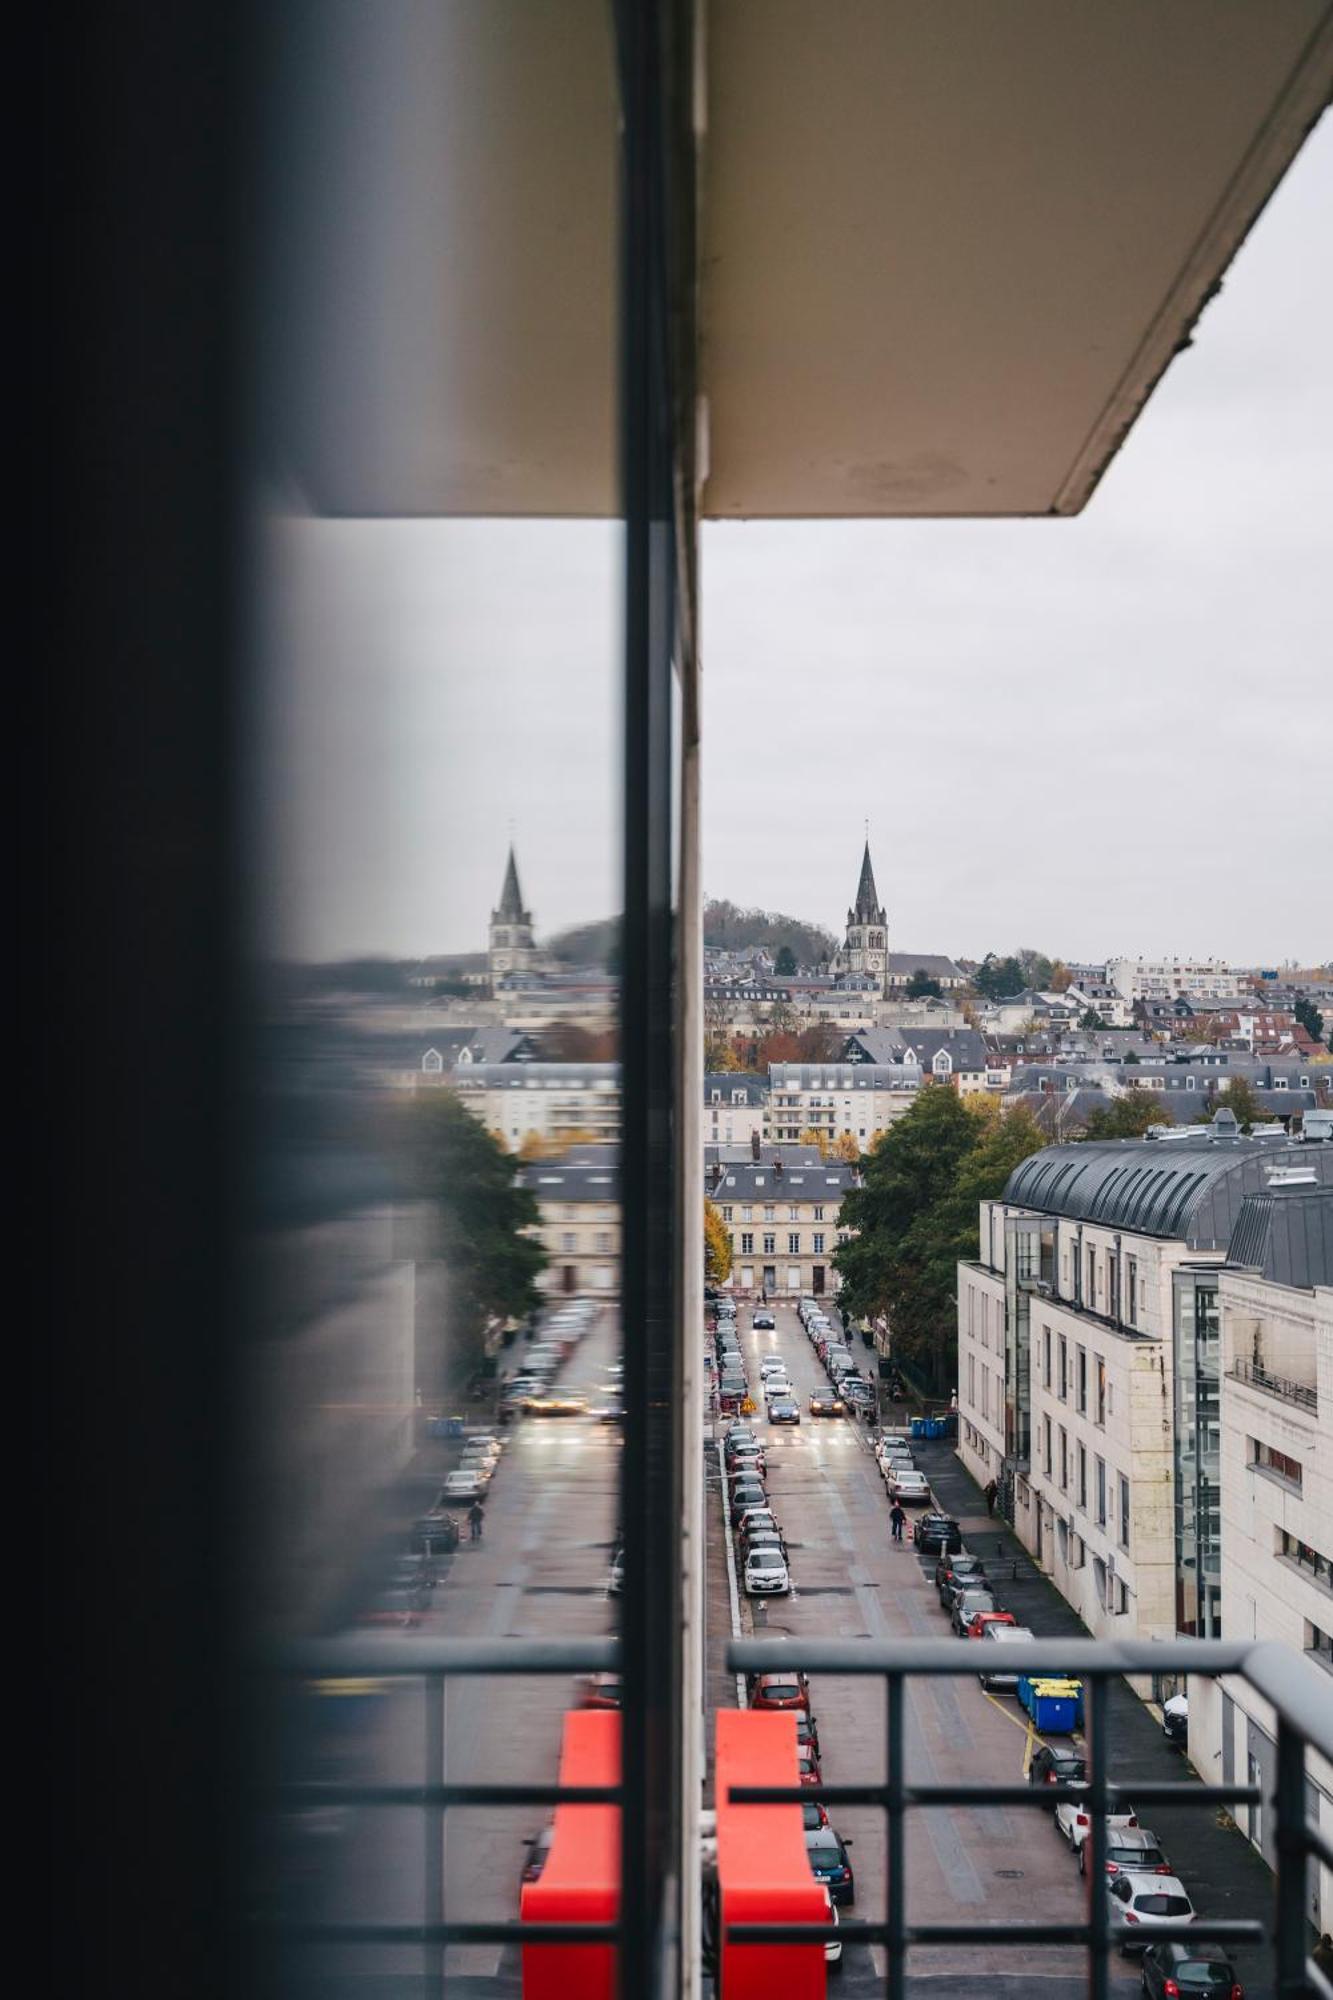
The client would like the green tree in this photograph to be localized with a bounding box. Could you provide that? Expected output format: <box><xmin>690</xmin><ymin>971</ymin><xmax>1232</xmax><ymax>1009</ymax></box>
<box><xmin>704</xmin><ymin>1199</ymin><xmax>734</xmax><ymax>1284</ymax></box>
<box><xmin>834</xmin><ymin>1091</ymin><xmax>1044</xmax><ymax>1392</ymax></box>
<box><xmin>1080</xmin><ymin>1007</ymin><xmax>1106</xmax><ymax>1030</ymax></box>
<box><xmin>1295</xmin><ymin>997</ymin><xmax>1325</xmax><ymax>1045</ymax></box>
<box><xmin>906</xmin><ymin>968</ymin><xmax>942</xmax><ymax>998</ymax></box>
<box><xmin>973</xmin><ymin>953</ymin><xmax>1027</xmax><ymax>1001</ymax></box>
<box><xmin>774</xmin><ymin>944</ymin><xmax>798</xmax><ymax>977</ymax></box>
<box><xmin>1079</xmin><ymin>1089</ymin><xmax>1168</xmax><ymax>1140</ymax></box>
<box><xmin>1018</xmin><ymin>949</ymin><xmax>1055</xmax><ymax>990</ymax></box>
<box><xmin>396</xmin><ymin>1092</ymin><xmax>548</xmax><ymax>1396</ymax></box>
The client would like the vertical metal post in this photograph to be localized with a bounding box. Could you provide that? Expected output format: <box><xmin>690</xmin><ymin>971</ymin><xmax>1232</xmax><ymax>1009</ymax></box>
<box><xmin>1275</xmin><ymin>1721</ymin><xmax>1309</xmax><ymax>2000</ymax></box>
<box><xmin>424</xmin><ymin>1671</ymin><xmax>444</xmax><ymax>2000</ymax></box>
<box><xmin>615</xmin><ymin>3</ymin><xmax>679</xmax><ymax>1994</ymax></box>
<box><xmin>1086</xmin><ymin>1675</ymin><xmax>1110</xmax><ymax>2000</ymax></box>
<box><xmin>887</xmin><ymin>1674</ymin><xmax>906</xmax><ymax>2000</ymax></box>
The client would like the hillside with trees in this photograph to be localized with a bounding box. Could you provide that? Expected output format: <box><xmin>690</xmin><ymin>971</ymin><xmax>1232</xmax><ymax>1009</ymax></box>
<box><xmin>703</xmin><ymin>899</ymin><xmax>836</xmax><ymax>968</ymax></box>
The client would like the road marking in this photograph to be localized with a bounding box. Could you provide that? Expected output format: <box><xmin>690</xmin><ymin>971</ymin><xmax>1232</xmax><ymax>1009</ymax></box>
<box><xmin>982</xmin><ymin>1686</ymin><xmax>1040</xmax><ymax>1742</ymax></box>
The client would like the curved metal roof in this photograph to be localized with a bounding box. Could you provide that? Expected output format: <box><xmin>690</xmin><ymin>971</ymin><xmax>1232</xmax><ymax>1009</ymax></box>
<box><xmin>1002</xmin><ymin>1138</ymin><xmax>1333</xmax><ymax>1249</ymax></box>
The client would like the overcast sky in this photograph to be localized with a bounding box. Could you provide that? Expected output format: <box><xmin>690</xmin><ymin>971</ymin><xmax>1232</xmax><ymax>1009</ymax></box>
<box><xmin>257</xmin><ymin>115</ymin><xmax>1330</xmax><ymax>969</ymax></box>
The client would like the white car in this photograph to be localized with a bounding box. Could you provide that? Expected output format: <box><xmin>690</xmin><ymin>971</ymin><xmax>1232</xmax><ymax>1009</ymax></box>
<box><xmin>1107</xmin><ymin>1872</ymin><xmax>1194</xmax><ymax>1952</ymax></box>
<box><xmin>1056</xmin><ymin>1797</ymin><xmax>1138</xmax><ymax>1851</ymax></box>
<box><xmin>461</xmin><ymin>1440</ymin><xmax>501</xmax><ymax>1466</ymax></box>
<box><xmin>887</xmin><ymin>1469</ymin><xmax>931</xmax><ymax>1505</ymax></box>
<box><xmin>759</xmin><ymin>1358</ymin><xmax>788</xmax><ymax>1380</ymax></box>
<box><xmin>744</xmin><ymin>1547</ymin><xmax>791</xmax><ymax>1595</ymax></box>
<box><xmin>442</xmin><ymin>1467</ymin><xmax>488</xmax><ymax>1501</ymax></box>
<box><xmin>764</xmin><ymin>1377</ymin><xmax>794</xmax><ymax>1402</ymax></box>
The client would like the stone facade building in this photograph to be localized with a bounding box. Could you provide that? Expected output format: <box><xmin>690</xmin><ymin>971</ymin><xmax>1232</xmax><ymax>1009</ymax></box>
<box><xmin>709</xmin><ymin>1153</ymin><xmax>859</xmax><ymax>1297</ymax></box>
<box><xmin>517</xmin><ymin>1144</ymin><xmax>621</xmax><ymax>1299</ymax></box>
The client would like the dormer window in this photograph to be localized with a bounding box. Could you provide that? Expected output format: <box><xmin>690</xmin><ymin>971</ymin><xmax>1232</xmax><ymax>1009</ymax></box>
<box><xmin>422</xmin><ymin>1049</ymin><xmax>444</xmax><ymax>1073</ymax></box>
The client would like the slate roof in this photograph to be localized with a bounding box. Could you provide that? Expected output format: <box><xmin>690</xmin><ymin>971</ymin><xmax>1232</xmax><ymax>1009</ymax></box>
<box><xmin>1003</xmin><ymin>1137</ymin><xmax>1333</xmax><ymax>1248</ymax></box>
<box><xmin>711</xmin><ymin>1160</ymin><xmax>860</xmax><ymax>1200</ymax></box>
<box><xmin>851</xmin><ymin>840</ymin><xmax>884</xmax><ymax>922</ymax></box>
<box><xmin>884</xmin><ymin>953</ymin><xmax>965</xmax><ymax>980</ymax></box>
<box><xmin>516</xmin><ymin>1148</ymin><xmax>620</xmax><ymax>1201</ymax></box>
<box><xmin>769</xmin><ymin>1062</ymin><xmax>920</xmax><ymax>1090</ymax></box>
<box><xmin>451</xmin><ymin>1062</ymin><xmax>619</xmax><ymax>1089</ymax></box>
<box><xmin>845</xmin><ymin>1027</ymin><xmax>989</xmax><ymax>1071</ymax></box>
<box><xmin>493</xmin><ymin>845</ymin><xmax>529</xmax><ymax>921</ymax></box>
<box><xmin>705</xmin><ymin>1072</ymin><xmax>768</xmax><ymax>1104</ymax></box>
<box><xmin>1225</xmin><ymin>1184</ymin><xmax>1333</xmax><ymax>1290</ymax></box>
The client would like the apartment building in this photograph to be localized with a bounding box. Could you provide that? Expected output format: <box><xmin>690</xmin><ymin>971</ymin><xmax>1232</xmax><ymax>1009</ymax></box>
<box><xmin>766</xmin><ymin>1062</ymin><xmax>919</xmax><ymax>1149</ymax></box>
<box><xmin>704</xmin><ymin>1072</ymin><xmax>768</xmax><ymax>1149</ymax></box>
<box><xmin>710</xmin><ymin>1153</ymin><xmax>859</xmax><ymax>1296</ymax></box>
<box><xmin>450</xmin><ymin>1062</ymin><xmax>621</xmax><ymax>1149</ymax></box>
<box><xmin>516</xmin><ymin>1145</ymin><xmax>621</xmax><ymax>1299</ymax></box>
<box><xmin>1192</xmin><ymin>1180</ymin><xmax>1333</xmax><ymax>1931</ymax></box>
<box><xmin>957</xmin><ymin>1133</ymin><xmax>1333</xmax><ymax>1659</ymax></box>
<box><xmin>1106</xmin><ymin>956</ymin><xmax>1240</xmax><ymax>1003</ymax></box>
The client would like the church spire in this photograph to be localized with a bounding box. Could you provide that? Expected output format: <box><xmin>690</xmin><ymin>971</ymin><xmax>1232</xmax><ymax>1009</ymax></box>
<box><xmin>853</xmin><ymin>840</ymin><xmax>881</xmax><ymax>923</ymax></box>
<box><xmin>496</xmin><ymin>845</ymin><xmax>526</xmax><ymax>922</ymax></box>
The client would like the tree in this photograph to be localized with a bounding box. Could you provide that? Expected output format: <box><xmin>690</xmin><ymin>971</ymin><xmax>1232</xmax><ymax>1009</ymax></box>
<box><xmin>774</xmin><ymin>945</ymin><xmax>798</xmax><ymax>977</ymax></box>
<box><xmin>800</xmin><ymin>1127</ymin><xmax>832</xmax><ymax>1160</ymax></box>
<box><xmin>1295</xmin><ymin>998</ymin><xmax>1325</xmax><ymax>1045</ymax></box>
<box><xmin>1079</xmin><ymin>1089</ymin><xmax>1169</xmax><ymax>1140</ymax></box>
<box><xmin>705</xmin><ymin>1029</ymin><xmax>739</xmax><ymax>1071</ymax></box>
<box><xmin>833</xmin><ymin>1132</ymin><xmax>861</xmax><ymax>1163</ymax></box>
<box><xmin>1018</xmin><ymin>949</ymin><xmax>1055</xmax><ymax>991</ymax></box>
<box><xmin>704</xmin><ymin>1199</ymin><xmax>733</xmax><ymax>1284</ymax></box>
<box><xmin>834</xmin><ymin>1092</ymin><xmax>1044</xmax><ymax>1393</ymax></box>
<box><xmin>1216</xmin><ymin>1077</ymin><xmax>1265</xmax><ymax>1131</ymax></box>
<box><xmin>973</xmin><ymin>953</ymin><xmax>1027</xmax><ymax>1001</ymax></box>
<box><xmin>1080</xmin><ymin>1007</ymin><xmax>1106</xmax><ymax>1030</ymax></box>
<box><xmin>906</xmin><ymin>968</ymin><xmax>942</xmax><ymax>999</ymax></box>
<box><xmin>1049</xmin><ymin>961</ymin><xmax>1073</xmax><ymax>993</ymax></box>
<box><xmin>396</xmin><ymin>1091</ymin><xmax>548</xmax><ymax>1396</ymax></box>
<box><xmin>796</xmin><ymin>1022</ymin><xmax>841</xmax><ymax>1062</ymax></box>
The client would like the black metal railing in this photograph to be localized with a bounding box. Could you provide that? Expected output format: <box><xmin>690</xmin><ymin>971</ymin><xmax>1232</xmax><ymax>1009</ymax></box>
<box><xmin>726</xmin><ymin>1636</ymin><xmax>1333</xmax><ymax>2000</ymax></box>
<box><xmin>272</xmin><ymin>1635</ymin><xmax>625</xmax><ymax>1989</ymax></box>
<box><xmin>1229</xmin><ymin>1358</ymin><xmax>1319</xmax><ymax>1413</ymax></box>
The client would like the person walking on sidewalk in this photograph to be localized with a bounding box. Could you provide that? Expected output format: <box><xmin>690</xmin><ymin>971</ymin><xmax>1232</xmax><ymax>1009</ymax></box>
<box><xmin>890</xmin><ymin>1501</ymin><xmax>906</xmax><ymax>1543</ymax></box>
<box><xmin>467</xmin><ymin>1499</ymin><xmax>485</xmax><ymax>1544</ymax></box>
<box><xmin>984</xmin><ymin>1479</ymin><xmax>999</xmax><ymax>1516</ymax></box>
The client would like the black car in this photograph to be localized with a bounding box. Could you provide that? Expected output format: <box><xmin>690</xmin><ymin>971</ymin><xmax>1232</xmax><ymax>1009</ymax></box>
<box><xmin>935</xmin><ymin>1552</ymin><xmax>986</xmax><ymax>1602</ymax></box>
<box><xmin>804</xmin><ymin>1825</ymin><xmax>856</xmax><ymax>1906</ymax></box>
<box><xmin>1028</xmin><ymin>1745</ymin><xmax>1087</xmax><ymax>1801</ymax></box>
<box><xmin>950</xmin><ymin>1588</ymin><xmax>998</xmax><ymax>1636</ymax></box>
<box><xmin>1140</xmin><ymin>1944</ymin><xmax>1241</xmax><ymax>2000</ymax></box>
<box><xmin>914</xmin><ymin>1514</ymin><xmax>962</xmax><ymax>1554</ymax></box>
<box><xmin>410</xmin><ymin>1511</ymin><xmax>460</xmax><ymax>1555</ymax></box>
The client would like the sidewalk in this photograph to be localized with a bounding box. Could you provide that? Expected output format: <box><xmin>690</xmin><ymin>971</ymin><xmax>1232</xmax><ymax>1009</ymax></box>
<box><xmin>913</xmin><ymin>1438</ymin><xmax>1284</xmax><ymax>2000</ymax></box>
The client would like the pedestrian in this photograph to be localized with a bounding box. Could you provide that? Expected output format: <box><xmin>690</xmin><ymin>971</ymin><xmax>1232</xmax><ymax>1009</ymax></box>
<box><xmin>890</xmin><ymin>1501</ymin><xmax>906</xmax><ymax>1543</ymax></box>
<box><xmin>467</xmin><ymin>1499</ymin><xmax>485</xmax><ymax>1544</ymax></box>
<box><xmin>984</xmin><ymin>1478</ymin><xmax>998</xmax><ymax>1516</ymax></box>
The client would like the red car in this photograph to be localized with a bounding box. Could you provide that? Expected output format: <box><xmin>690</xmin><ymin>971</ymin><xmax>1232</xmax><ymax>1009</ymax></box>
<box><xmin>750</xmin><ymin>1671</ymin><xmax>810</xmax><ymax>1714</ymax></box>
<box><xmin>578</xmin><ymin>1673</ymin><xmax>623</xmax><ymax>1709</ymax></box>
<box><xmin>796</xmin><ymin>1745</ymin><xmax>822</xmax><ymax>1788</ymax></box>
<box><xmin>966</xmin><ymin>1610</ymin><xmax>1017</xmax><ymax>1640</ymax></box>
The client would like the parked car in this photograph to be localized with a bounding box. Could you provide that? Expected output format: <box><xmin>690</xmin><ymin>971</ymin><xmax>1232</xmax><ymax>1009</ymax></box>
<box><xmin>769</xmin><ymin>1398</ymin><xmax>801</xmax><ymax>1424</ymax></box>
<box><xmin>914</xmin><ymin>1514</ymin><xmax>963</xmax><ymax>1554</ymax></box>
<box><xmin>887</xmin><ymin>1469</ymin><xmax>931</xmax><ymax>1506</ymax></box>
<box><xmin>936</xmin><ymin>1552</ymin><xmax>986</xmax><ymax>1602</ymax></box>
<box><xmin>1028</xmin><ymin>1746</ymin><xmax>1087</xmax><ymax>1799</ymax></box>
<box><xmin>749</xmin><ymin>1671</ymin><xmax>810</xmax><ymax>1713</ymax></box>
<box><xmin>578</xmin><ymin>1673</ymin><xmax>623</xmax><ymax>1710</ymax></box>
<box><xmin>809</xmin><ymin>1393</ymin><xmax>845</xmax><ymax>1417</ymax></box>
<box><xmin>520</xmin><ymin>1822</ymin><xmax>555</xmax><ymax>1887</ymax></box>
<box><xmin>796</xmin><ymin>1744</ymin><xmax>821</xmax><ymax>1787</ymax></box>
<box><xmin>950</xmin><ymin>1588</ymin><xmax>999</xmax><ymax>1636</ymax></box>
<box><xmin>743</xmin><ymin>1528</ymin><xmax>788</xmax><ymax>1567</ymax></box>
<box><xmin>744</xmin><ymin>1546</ymin><xmax>792</xmax><ymax>1596</ymax></box>
<box><xmin>822</xmin><ymin>1888</ymin><xmax>842</xmax><ymax>1973</ymax></box>
<box><xmin>977</xmin><ymin>1622</ymin><xmax>1034</xmax><ymax>1689</ymax></box>
<box><xmin>737</xmin><ymin>1509</ymin><xmax>784</xmax><ymax>1552</ymax></box>
<box><xmin>730</xmin><ymin>1482</ymin><xmax>769</xmax><ymax>1526</ymax></box>
<box><xmin>804</xmin><ymin>1825</ymin><xmax>856</xmax><ymax>1906</ymax></box>
<box><xmin>1056</xmin><ymin>1798</ymin><xmax>1138</xmax><ymax>1851</ymax></box>
<box><xmin>795</xmin><ymin>1712</ymin><xmax>821</xmax><ymax>1761</ymax></box>
<box><xmin>441</xmin><ymin>1467</ymin><xmax>488</xmax><ymax>1503</ymax></box>
<box><xmin>410</xmin><ymin>1511</ymin><xmax>460</xmax><ymax>1554</ymax></box>
<box><xmin>1140</xmin><ymin>1942</ymin><xmax>1241</xmax><ymax>2000</ymax></box>
<box><xmin>964</xmin><ymin>1609</ymin><xmax>1017</xmax><ymax>1640</ymax></box>
<box><xmin>1163</xmin><ymin>1694</ymin><xmax>1189</xmax><ymax>1748</ymax></box>
<box><xmin>1081</xmin><ymin>1826</ymin><xmax>1172</xmax><ymax>1879</ymax></box>
<box><xmin>1107</xmin><ymin>1873</ymin><xmax>1194</xmax><ymax>1953</ymax></box>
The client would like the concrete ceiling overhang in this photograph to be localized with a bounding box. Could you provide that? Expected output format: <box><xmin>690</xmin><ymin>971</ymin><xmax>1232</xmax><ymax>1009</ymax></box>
<box><xmin>701</xmin><ymin>0</ymin><xmax>1333</xmax><ymax>517</ymax></box>
<box><xmin>281</xmin><ymin>1</ymin><xmax>1332</xmax><ymax>520</ymax></box>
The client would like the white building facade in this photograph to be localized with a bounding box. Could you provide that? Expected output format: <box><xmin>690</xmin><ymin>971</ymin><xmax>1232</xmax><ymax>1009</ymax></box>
<box><xmin>766</xmin><ymin>1062</ymin><xmax>920</xmax><ymax>1150</ymax></box>
<box><xmin>1191</xmin><ymin>1184</ymin><xmax>1332</xmax><ymax>1931</ymax></box>
<box><xmin>1106</xmin><ymin>956</ymin><xmax>1240</xmax><ymax>1003</ymax></box>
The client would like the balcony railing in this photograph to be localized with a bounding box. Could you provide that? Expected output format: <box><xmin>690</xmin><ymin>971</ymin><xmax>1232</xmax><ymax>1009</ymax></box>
<box><xmin>725</xmin><ymin>1636</ymin><xmax>1333</xmax><ymax>2000</ymax></box>
<box><xmin>1228</xmin><ymin>1357</ymin><xmax>1318</xmax><ymax>1413</ymax></box>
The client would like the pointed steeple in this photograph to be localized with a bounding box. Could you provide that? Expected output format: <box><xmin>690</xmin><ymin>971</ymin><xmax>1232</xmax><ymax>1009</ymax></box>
<box><xmin>496</xmin><ymin>845</ymin><xmax>526</xmax><ymax>921</ymax></box>
<box><xmin>853</xmin><ymin>840</ymin><xmax>881</xmax><ymax>922</ymax></box>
